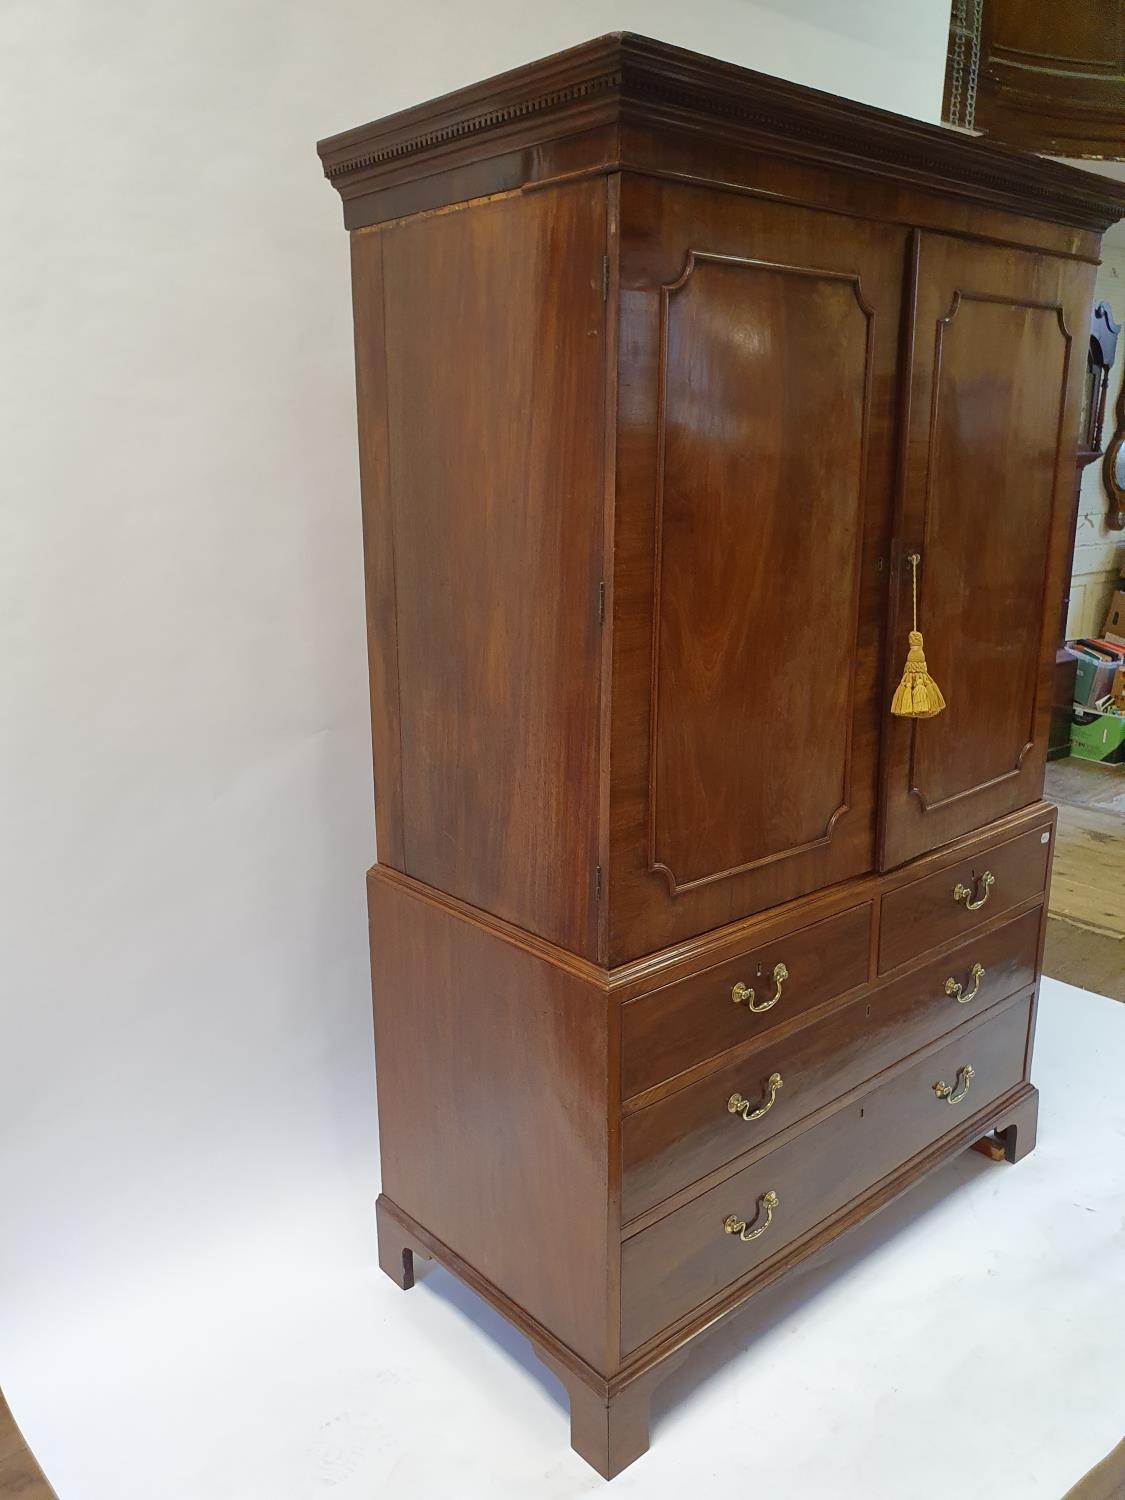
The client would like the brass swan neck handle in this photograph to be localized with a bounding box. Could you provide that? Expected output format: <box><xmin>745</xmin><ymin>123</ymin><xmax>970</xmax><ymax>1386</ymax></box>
<box><xmin>945</xmin><ymin>962</ymin><xmax>985</xmax><ymax>1005</ymax></box>
<box><xmin>732</xmin><ymin>963</ymin><xmax>788</xmax><ymax>1013</ymax></box>
<box><xmin>728</xmin><ymin>1073</ymin><xmax>784</xmax><ymax>1122</ymax></box>
<box><xmin>953</xmin><ymin>871</ymin><xmax>995</xmax><ymax>911</ymax></box>
<box><xmin>933</xmin><ymin>1064</ymin><xmax>974</xmax><ymax>1105</ymax></box>
<box><xmin>723</xmin><ymin>1190</ymin><xmax>780</xmax><ymax>1243</ymax></box>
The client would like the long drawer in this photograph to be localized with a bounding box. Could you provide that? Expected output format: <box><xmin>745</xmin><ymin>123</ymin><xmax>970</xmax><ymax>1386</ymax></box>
<box><xmin>878</xmin><ymin>820</ymin><xmax>1052</xmax><ymax>973</ymax></box>
<box><xmin>620</xmin><ymin>904</ymin><xmax>1041</xmax><ymax>1222</ymax></box>
<box><xmin>620</xmin><ymin>993</ymin><xmax>1032</xmax><ymax>1354</ymax></box>
<box><xmin>622</xmin><ymin>903</ymin><xmax>872</xmax><ymax>1100</ymax></box>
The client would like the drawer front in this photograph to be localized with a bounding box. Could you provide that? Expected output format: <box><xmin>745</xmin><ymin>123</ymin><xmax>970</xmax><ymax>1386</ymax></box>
<box><xmin>621</xmin><ymin>905</ymin><xmax>1041</xmax><ymax>1223</ymax></box>
<box><xmin>870</xmin><ymin>902</ymin><xmax>1041</xmax><ymax>1059</ymax></box>
<box><xmin>878</xmin><ymin>822</ymin><xmax>1051</xmax><ymax>973</ymax></box>
<box><xmin>620</xmin><ymin>994</ymin><xmax>1031</xmax><ymax>1353</ymax></box>
<box><xmin>622</xmin><ymin>904</ymin><xmax>871</xmax><ymax>1101</ymax></box>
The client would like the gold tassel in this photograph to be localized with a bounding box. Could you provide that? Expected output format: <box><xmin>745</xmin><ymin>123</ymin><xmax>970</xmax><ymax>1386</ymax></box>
<box><xmin>891</xmin><ymin>553</ymin><xmax>946</xmax><ymax>719</ymax></box>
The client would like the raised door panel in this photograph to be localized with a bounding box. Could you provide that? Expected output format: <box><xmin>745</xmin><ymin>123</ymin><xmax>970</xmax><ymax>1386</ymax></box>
<box><xmin>879</xmin><ymin>234</ymin><xmax>1094</xmax><ymax>869</ymax></box>
<box><xmin>609</xmin><ymin>178</ymin><xmax>905</xmax><ymax>964</ymax></box>
<box><xmin>651</xmin><ymin>254</ymin><xmax>871</xmax><ymax>892</ymax></box>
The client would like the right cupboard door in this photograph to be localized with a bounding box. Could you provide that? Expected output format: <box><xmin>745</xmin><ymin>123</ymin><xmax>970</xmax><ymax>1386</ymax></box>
<box><xmin>879</xmin><ymin>232</ymin><xmax>1094</xmax><ymax>870</ymax></box>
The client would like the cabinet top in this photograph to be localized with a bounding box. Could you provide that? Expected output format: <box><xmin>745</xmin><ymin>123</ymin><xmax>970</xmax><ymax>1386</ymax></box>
<box><xmin>317</xmin><ymin>32</ymin><xmax>1125</xmax><ymax>235</ymax></box>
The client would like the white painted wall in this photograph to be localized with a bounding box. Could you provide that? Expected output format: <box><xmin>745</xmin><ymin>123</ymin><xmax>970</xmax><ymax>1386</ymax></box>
<box><xmin>0</xmin><ymin>0</ymin><xmax>950</xmax><ymax>1365</ymax></box>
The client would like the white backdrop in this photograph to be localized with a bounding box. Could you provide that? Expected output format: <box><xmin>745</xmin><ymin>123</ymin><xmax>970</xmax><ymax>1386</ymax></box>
<box><xmin>0</xmin><ymin>1</ymin><xmax>949</xmax><ymax>1491</ymax></box>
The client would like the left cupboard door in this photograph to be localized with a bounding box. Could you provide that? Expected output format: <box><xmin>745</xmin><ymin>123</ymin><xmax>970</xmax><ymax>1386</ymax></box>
<box><xmin>607</xmin><ymin>178</ymin><xmax>907</xmax><ymax>964</ymax></box>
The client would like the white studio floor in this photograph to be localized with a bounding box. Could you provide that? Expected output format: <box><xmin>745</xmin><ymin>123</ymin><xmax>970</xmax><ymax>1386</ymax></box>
<box><xmin>4</xmin><ymin>976</ymin><xmax>1124</xmax><ymax>1500</ymax></box>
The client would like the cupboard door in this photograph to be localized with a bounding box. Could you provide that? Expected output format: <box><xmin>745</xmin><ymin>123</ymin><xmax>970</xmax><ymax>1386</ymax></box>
<box><xmin>879</xmin><ymin>233</ymin><xmax>1094</xmax><ymax>870</ymax></box>
<box><xmin>608</xmin><ymin>179</ymin><xmax>905</xmax><ymax>963</ymax></box>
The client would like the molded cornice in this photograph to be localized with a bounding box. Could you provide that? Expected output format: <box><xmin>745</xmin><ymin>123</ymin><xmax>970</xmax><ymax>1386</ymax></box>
<box><xmin>317</xmin><ymin>33</ymin><xmax>1125</xmax><ymax>233</ymax></box>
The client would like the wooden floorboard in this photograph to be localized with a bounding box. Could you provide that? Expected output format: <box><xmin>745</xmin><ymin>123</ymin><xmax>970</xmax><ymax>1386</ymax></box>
<box><xmin>1044</xmin><ymin>918</ymin><xmax>1125</xmax><ymax>1002</ymax></box>
<box><xmin>1064</xmin><ymin>1437</ymin><xmax>1125</xmax><ymax>1500</ymax></box>
<box><xmin>1045</xmin><ymin>757</ymin><xmax>1125</xmax><ymax>815</ymax></box>
<box><xmin>0</xmin><ymin>1392</ymin><xmax>57</xmax><ymax>1499</ymax></box>
<box><xmin>1042</xmin><ymin>760</ymin><xmax>1125</xmax><ymax>1003</ymax></box>
<box><xmin>0</xmin><ymin>1398</ymin><xmax>26</xmax><ymax>1469</ymax></box>
<box><xmin>1049</xmin><ymin>803</ymin><xmax>1125</xmax><ymax>939</ymax></box>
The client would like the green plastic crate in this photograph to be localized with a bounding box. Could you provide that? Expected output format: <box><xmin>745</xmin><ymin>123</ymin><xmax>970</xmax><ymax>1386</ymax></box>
<box><xmin>1070</xmin><ymin>707</ymin><xmax>1125</xmax><ymax>764</ymax></box>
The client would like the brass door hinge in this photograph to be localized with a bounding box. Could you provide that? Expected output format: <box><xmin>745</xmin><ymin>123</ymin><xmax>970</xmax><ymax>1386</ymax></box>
<box><xmin>595</xmin><ymin>865</ymin><xmax>603</xmax><ymax>901</ymax></box>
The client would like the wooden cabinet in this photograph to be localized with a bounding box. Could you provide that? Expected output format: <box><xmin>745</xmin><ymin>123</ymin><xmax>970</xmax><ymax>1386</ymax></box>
<box><xmin>318</xmin><ymin>33</ymin><xmax>1125</xmax><ymax>1480</ymax></box>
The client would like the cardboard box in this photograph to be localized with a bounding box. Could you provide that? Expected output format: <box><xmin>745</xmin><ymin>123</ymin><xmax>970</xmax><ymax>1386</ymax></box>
<box><xmin>1070</xmin><ymin>706</ymin><xmax>1125</xmax><ymax>764</ymax></box>
<box><xmin>1105</xmin><ymin>588</ymin><xmax>1125</xmax><ymax>646</ymax></box>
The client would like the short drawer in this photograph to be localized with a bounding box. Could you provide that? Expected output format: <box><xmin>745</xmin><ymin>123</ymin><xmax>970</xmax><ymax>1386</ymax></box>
<box><xmin>869</xmin><ymin>902</ymin><xmax>1041</xmax><ymax>1060</ymax></box>
<box><xmin>620</xmin><ymin>993</ymin><xmax>1031</xmax><ymax>1354</ymax></box>
<box><xmin>878</xmin><ymin>821</ymin><xmax>1052</xmax><ymax>974</ymax></box>
<box><xmin>620</xmin><ymin>905</ymin><xmax>1041</xmax><ymax>1223</ymax></box>
<box><xmin>622</xmin><ymin>903</ymin><xmax>871</xmax><ymax>1101</ymax></box>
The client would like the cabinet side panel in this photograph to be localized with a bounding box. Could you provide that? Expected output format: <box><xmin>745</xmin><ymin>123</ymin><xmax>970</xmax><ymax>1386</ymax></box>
<box><xmin>369</xmin><ymin>870</ymin><xmax>614</xmax><ymax>1373</ymax></box>
<box><xmin>351</xmin><ymin>231</ymin><xmax>405</xmax><ymax>867</ymax></box>
<box><xmin>378</xmin><ymin>182</ymin><xmax>607</xmax><ymax>957</ymax></box>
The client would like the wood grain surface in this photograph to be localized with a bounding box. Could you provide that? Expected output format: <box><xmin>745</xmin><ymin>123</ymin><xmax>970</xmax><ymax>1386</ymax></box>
<box><xmin>355</xmin><ymin>181</ymin><xmax>608</xmax><ymax>956</ymax></box>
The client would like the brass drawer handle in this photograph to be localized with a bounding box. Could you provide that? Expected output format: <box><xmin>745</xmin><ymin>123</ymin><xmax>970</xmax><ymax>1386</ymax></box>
<box><xmin>933</xmin><ymin>1064</ymin><xmax>974</xmax><ymax>1105</ymax></box>
<box><xmin>723</xmin><ymin>1190</ymin><xmax>779</xmax><ymax>1243</ymax></box>
<box><xmin>944</xmin><ymin>962</ymin><xmax>985</xmax><ymax>1005</ymax></box>
<box><xmin>953</xmin><ymin>871</ymin><xmax>995</xmax><ymax>911</ymax></box>
<box><xmin>728</xmin><ymin>1073</ymin><xmax>783</xmax><ymax>1122</ymax></box>
<box><xmin>732</xmin><ymin>963</ymin><xmax>788</xmax><ymax>1013</ymax></box>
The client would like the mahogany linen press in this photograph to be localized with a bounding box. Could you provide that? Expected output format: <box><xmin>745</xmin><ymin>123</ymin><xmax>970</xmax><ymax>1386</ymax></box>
<box><xmin>317</xmin><ymin>35</ymin><xmax>1125</xmax><ymax>1478</ymax></box>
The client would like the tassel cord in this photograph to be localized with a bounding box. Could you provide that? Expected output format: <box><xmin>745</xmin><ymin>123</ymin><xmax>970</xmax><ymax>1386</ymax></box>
<box><xmin>890</xmin><ymin>552</ymin><xmax>946</xmax><ymax>720</ymax></box>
